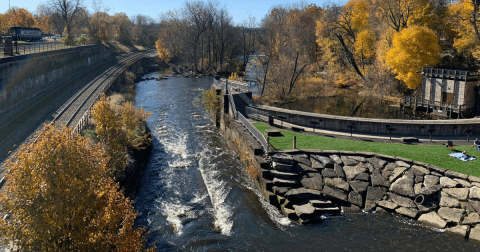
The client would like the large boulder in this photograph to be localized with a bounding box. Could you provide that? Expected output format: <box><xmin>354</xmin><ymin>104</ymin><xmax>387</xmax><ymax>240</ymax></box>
<box><xmin>325</xmin><ymin>178</ymin><xmax>349</xmax><ymax>191</ymax></box>
<box><xmin>348</xmin><ymin>191</ymin><xmax>363</xmax><ymax>206</ymax></box>
<box><xmin>322</xmin><ymin>185</ymin><xmax>348</xmax><ymax>202</ymax></box>
<box><xmin>442</xmin><ymin>188</ymin><xmax>469</xmax><ymax>201</ymax></box>
<box><xmin>390</xmin><ymin>172</ymin><xmax>415</xmax><ymax>197</ymax></box>
<box><xmin>349</xmin><ymin>181</ymin><xmax>369</xmax><ymax>195</ymax></box>
<box><xmin>469</xmin><ymin>187</ymin><xmax>480</xmax><ymax>200</ymax></box>
<box><xmin>387</xmin><ymin>193</ymin><xmax>415</xmax><ymax>208</ymax></box>
<box><xmin>343</xmin><ymin>163</ymin><xmax>367</xmax><ymax>181</ymax></box>
<box><xmin>371</xmin><ymin>171</ymin><xmax>390</xmax><ymax>188</ymax></box>
<box><xmin>418</xmin><ymin>212</ymin><xmax>447</xmax><ymax>229</ymax></box>
<box><xmin>424</xmin><ymin>175</ymin><xmax>440</xmax><ymax>187</ymax></box>
<box><xmin>439</xmin><ymin>192</ymin><xmax>461</xmax><ymax>208</ymax></box>
<box><xmin>365</xmin><ymin>186</ymin><xmax>387</xmax><ymax>212</ymax></box>
<box><xmin>440</xmin><ymin>177</ymin><xmax>459</xmax><ymax>188</ymax></box>
<box><xmin>469</xmin><ymin>225</ymin><xmax>480</xmax><ymax>242</ymax></box>
<box><xmin>446</xmin><ymin>225</ymin><xmax>469</xmax><ymax>238</ymax></box>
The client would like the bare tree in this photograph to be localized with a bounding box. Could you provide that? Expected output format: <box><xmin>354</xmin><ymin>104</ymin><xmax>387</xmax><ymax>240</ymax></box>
<box><xmin>48</xmin><ymin>0</ymin><xmax>84</xmax><ymax>41</ymax></box>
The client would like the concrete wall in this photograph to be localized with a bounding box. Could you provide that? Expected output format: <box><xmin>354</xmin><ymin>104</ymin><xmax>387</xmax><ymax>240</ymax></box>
<box><xmin>0</xmin><ymin>45</ymin><xmax>113</xmax><ymax>121</ymax></box>
<box><xmin>253</xmin><ymin>105</ymin><xmax>480</xmax><ymax>137</ymax></box>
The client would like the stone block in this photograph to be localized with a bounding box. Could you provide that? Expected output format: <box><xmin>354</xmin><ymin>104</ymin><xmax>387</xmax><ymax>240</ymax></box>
<box><xmin>322</xmin><ymin>185</ymin><xmax>348</xmax><ymax>202</ymax></box>
<box><xmin>285</xmin><ymin>188</ymin><xmax>322</xmax><ymax>202</ymax></box>
<box><xmin>344</xmin><ymin>164</ymin><xmax>367</xmax><ymax>181</ymax></box>
<box><xmin>418</xmin><ymin>212</ymin><xmax>447</xmax><ymax>229</ymax></box>
<box><xmin>382</xmin><ymin>163</ymin><xmax>396</xmax><ymax>180</ymax></box>
<box><xmin>341</xmin><ymin>156</ymin><xmax>357</xmax><ymax>166</ymax></box>
<box><xmin>350</xmin><ymin>181</ymin><xmax>369</xmax><ymax>195</ymax></box>
<box><xmin>454</xmin><ymin>178</ymin><xmax>471</xmax><ymax>188</ymax></box>
<box><xmin>310</xmin><ymin>156</ymin><xmax>324</xmax><ymax>169</ymax></box>
<box><xmin>347</xmin><ymin>155</ymin><xmax>366</xmax><ymax>162</ymax></box>
<box><xmin>273</xmin><ymin>177</ymin><xmax>298</xmax><ymax>188</ymax></box>
<box><xmin>366</xmin><ymin>157</ymin><xmax>387</xmax><ymax>170</ymax></box>
<box><xmin>272</xmin><ymin>186</ymin><xmax>290</xmax><ymax>196</ymax></box>
<box><xmin>341</xmin><ymin>204</ymin><xmax>362</xmax><ymax>213</ymax></box>
<box><xmin>387</xmin><ymin>193</ymin><xmax>415</xmax><ymax>208</ymax></box>
<box><xmin>424</xmin><ymin>175</ymin><xmax>439</xmax><ymax>187</ymax></box>
<box><xmin>330</xmin><ymin>155</ymin><xmax>343</xmax><ymax>165</ymax></box>
<box><xmin>377</xmin><ymin>200</ymin><xmax>398</xmax><ymax>210</ymax></box>
<box><xmin>325</xmin><ymin>178</ymin><xmax>349</xmax><ymax>191</ymax></box>
<box><xmin>322</xmin><ymin>168</ymin><xmax>337</xmax><ymax>178</ymax></box>
<box><xmin>439</xmin><ymin>192</ymin><xmax>461</xmax><ymax>208</ymax></box>
<box><xmin>390</xmin><ymin>172</ymin><xmax>415</xmax><ymax>197</ymax></box>
<box><xmin>468</xmin><ymin>199</ymin><xmax>480</xmax><ymax>213</ymax></box>
<box><xmin>334</xmin><ymin>163</ymin><xmax>346</xmax><ymax>178</ymax></box>
<box><xmin>301</xmin><ymin>177</ymin><xmax>323</xmax><ymax>190</ymax></box>
<box><xmin>470</xmin><ymin>187</ymin><xmax>480</xmax><ymax>200</ymax></box>
<box><xmin>395</xmin><ymin>160</ymin><xmax>411</xmax><ymax>168</ymax></box>
<box><xmin>446</xmin><ymin>225</ymin><xmax>469</xmax><ymax>238</ymax></box>
<box><xmin>415</xmin><ymin>175</ymin><xmax>424</xmax><ymax>184</ymax></box>
<box><xmin>310</xmin><ymin>199</ymin><xmax>333</xmax><ymax>208</ymax></box>
<box><xmin>273</xmin><ymin>162</ymin><xmax>295</xmax><ymax>172</ymax></box>
<box><xmin>316</xmin><ymin>155</ymin><xmax>334</xmax><ymax>168</ymax></box>
<box><xmin>442</xmin><ymin>188</ymin><xmax>469</xmax><ymax>201</ymax></box>
<box><xmin>395</xmin><ymin>207</ymin><xmax>418</xmax><ymax>218</ymax></box>
<box><xmin>293</xmin><ymin>203</ymin><xmax>317</xmax><ymax>222</ymax></box>
<box><xmin>354</xmin><ymin>173</ymin><xmax>370</xmax><ymax>182</ymax></box>
<box><xmin>348</xmin><ymin>191</ymin><xmax>363</xmax><ymax>206</ymax></box>
<box><xmin>272</xmin><ymin>154</ymin><xmax>295</xmax><ymax>164</ymax></box>
<box><xmin>412</xmin><ymin>165</ymin><xmax>430</xmax><ymax>175</ymax></box>
<box><xmin>365</xmin><ymin>186</ymin><xmax>387</xmax><ymax>212</ymax></box>
<box><xmin>389</xmin><ymin>167</ymin><xmax>407</xmax><ymax>182</ymax></box>
<box><xmin>371</xmin><ymin>171</ymin><xmax>390</xmax><ymax>188</ymax></box>
<box><xmin>469</xmin><ymin>225</ymin><xmax>480</xmax><ymax>242</ymax></box>
<box><xmin>294</xmin><ymin>155</ymin><xmax>312</xmax><ymax>167</ymax></box>
<box><xmin>462</xmin><ymin>213</ymin><xmax>480</xmax><ymax>225</ymax></box>
<box><xmin>438</xmin><ymin>207</ymin><xmax>465</xmax><ymax>224</ymax></box>
<box><xmin>271</xmin><ymin>170</ymin><xmax>298</xmax><ymax>180</ymax></box>
<box><xmin>284</xmin><ymin>208</ymin><xmax>299</xmax><ymax>220</ymax></box>
<box><xmin>297</xmin><ymin>163</ymin><xmax>317</xmax><ymax>173</ymax></box>
<box><xmin>468</xmin><ymin>175</ymin><xmax>480</xmax><ymax>183</ymax></box>
<box><xmin>445</xmin><ymin>170</ymin><xmax>469</xmax><ymax>180</ymax></box>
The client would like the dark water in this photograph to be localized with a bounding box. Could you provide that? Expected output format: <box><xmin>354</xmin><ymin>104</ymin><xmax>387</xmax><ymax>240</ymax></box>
<box><xmin>134</xmin><ymin>73</ymin><xmax>480</xmax><ymax>251</ymax></box>
<box><xmin>274</xmin><ymin>95</ymin><xmax>434</xmax><ymax>120</ymax></box>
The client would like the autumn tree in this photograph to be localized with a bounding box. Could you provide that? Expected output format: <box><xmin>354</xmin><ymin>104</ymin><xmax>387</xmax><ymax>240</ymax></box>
<box><xmin>48</xmin><ymin>0</ymin><xmax>85</xmax><ymax>42</ymax></box>
<box><xmin>0</xmin><ymin>124</ymin><xmax>154</xmax><ymax>251</ymax></box>
<box><xmin>4</xmin><ymin>7</ymin><xmax>37</xmax><ymax>28</ymax></box>
<box><xmin>156</xmin><ymin>38</ymin><xmax>172</xmax><ymax>62</ymax></box>
<box><xmin>385</xmin><ymin>26</ymin><xmax>441</xmax><ymax>88</ymax></box>
<box><xmin>448</xmin><ymin>0</ymin><xmax>480</xmax><ymax>59</ymax></box>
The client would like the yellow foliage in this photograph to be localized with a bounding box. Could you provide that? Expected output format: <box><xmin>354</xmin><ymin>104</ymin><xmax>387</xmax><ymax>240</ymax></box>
<box><xmin>344</xmin><ymin>0</ymin><xmax>370</xmax><ymax>31</ymax></box>
<box><xmin>156</xmin><ymin>39</ymin><xmax>171</xmax><ymax>62</ymax></box>
<box><xmin>355</xmin><ymin>29</ymin><xmax>376</xmax><ymax>61</ymax></box>
<box><xmin>228</xmin><ymin>72</ymin><xmax>241</xmax><ymax>81</ymax></box>
<box><xmin>448</xmin><ymin>0</ymin><xmax>480</xmax><ymax>58</ymax></box>
<box><xmin>0</xmin><ymin>124</ymin><xmax>154</xmax><ymax>251</ymax></box>
<box><xmin>385</xmin><ymin>26</ymin><xmax>441</xmax><ymax>89</ymax></box>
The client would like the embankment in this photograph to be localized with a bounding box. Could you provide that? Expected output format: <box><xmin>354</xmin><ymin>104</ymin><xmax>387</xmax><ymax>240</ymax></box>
<box><xmin>209</xmin><ymin>86</ymin><xmax>480</xmax><ymax>242</ymax></box>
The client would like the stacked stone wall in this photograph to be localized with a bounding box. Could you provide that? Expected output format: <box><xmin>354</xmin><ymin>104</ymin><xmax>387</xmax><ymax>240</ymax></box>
<box><xmin>262</xmin><ymin>150</ymin><xmax>480</xmax><ymax>240</ymax></box>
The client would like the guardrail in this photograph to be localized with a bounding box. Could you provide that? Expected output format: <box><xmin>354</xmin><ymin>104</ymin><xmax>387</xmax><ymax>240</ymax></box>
<box><xmin>219</xmin><ymin>78</ymin><xmax>249</xmax><ymax>93</ymax></box>
<box><xmin>237</xmin><ymin>111</ymin><xmax>269</xmax><ymax>152</ymax></box>
<box><xmin>1</xmin><ymin>41</ymin><xmax>95</xmax><ymax>57</ymax></box>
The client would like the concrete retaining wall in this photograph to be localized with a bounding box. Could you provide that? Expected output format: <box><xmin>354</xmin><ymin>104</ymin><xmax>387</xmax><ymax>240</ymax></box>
<box><xmin>254</xmin><ymin>105</ymin><xmax>480</xmax><ymax>137</ymax></box>
<box><xmin>0</xmin><ymin>45</ymin><xmax>113</xmax><ymax>122</ymax></box>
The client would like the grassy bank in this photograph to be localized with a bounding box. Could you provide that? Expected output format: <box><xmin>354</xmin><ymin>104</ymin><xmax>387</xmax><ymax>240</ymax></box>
<box><xmin>254</xmin><ymin>122</ymin><xmax>480</xmax><ymax>178</ymax></box>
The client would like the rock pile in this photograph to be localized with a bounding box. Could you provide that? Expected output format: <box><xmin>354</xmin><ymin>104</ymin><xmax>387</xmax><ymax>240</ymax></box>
<box><xmin>262</xmin><ymin>150</ymin><xmax>480</xmax><ymax>241</ymax></box>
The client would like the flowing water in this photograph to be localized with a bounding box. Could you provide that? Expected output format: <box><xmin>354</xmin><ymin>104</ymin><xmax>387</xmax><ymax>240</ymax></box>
<box><xmin>133</xmin><ymin>72</ymin><xmax>480</xmax><ymax>251</ymax></box>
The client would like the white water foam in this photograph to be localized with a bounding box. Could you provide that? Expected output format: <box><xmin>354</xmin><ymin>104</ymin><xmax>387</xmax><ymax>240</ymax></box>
<box><xmin>159</xmin><ymin>200</ymin><xmax>201</xmax><ymax>235</ymax></box>
<box><xmin>196</xmin><ymin>148</ymin><xmax>234</xmax><ymax>236</ymax></box>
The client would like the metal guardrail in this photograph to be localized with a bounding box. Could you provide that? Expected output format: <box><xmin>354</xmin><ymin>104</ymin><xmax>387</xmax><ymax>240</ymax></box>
<box><xmin>404</xmin><ymin>96</ymin><xmax>463</xmax><ymax>110</ymax></box>
<box><xmin>1</xmin><ymin>41</ymin><xmax>94</xmax><ymax>57</ymax></box>
<box><xmin>421</xmin><ymin>68</ymin><xmax>480</xmax><ymax>81</ymax></box>
<box><xmin>237</xmin><ymin>111</ymin><xmax>269</xmax><ymax>152</ymax></box>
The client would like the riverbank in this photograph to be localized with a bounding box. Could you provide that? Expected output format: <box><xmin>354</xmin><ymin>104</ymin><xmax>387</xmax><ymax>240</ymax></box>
<box><xmin>211</xmin><ymin>84</ymin><xmax>480</xmax><ymax>243</ymax></box>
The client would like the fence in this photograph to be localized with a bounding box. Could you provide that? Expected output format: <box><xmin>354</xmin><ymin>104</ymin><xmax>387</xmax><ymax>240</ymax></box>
<box><xmin>1</xmin><ymin>41</ymin><xmax>94</xmax><ymax>57</ymax></box>
<box><xmin>237</xmin><ymin>112</ymin><xmax>269</xmax><ymax>152</ymax></box>
<box><xmin>219</xmin><ymin>78</ymin><xmax>249</xmax><ymax>93</ymax></box>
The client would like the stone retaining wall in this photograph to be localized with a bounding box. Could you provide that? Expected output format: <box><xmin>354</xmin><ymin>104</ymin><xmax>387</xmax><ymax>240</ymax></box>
<box><xmin>262</xmin><ymin>150</ymin><xmax>480</xmax><ymax>241</ymax></box>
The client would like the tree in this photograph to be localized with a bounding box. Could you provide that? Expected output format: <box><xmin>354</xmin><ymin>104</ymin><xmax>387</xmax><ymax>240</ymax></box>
<box><xmin>5</xmin><ymin>7</ymin><xmax>37</xmax><ymax>28</ymax></box>
<box><xmin>448</xmin><ymin>0</ymin><xmax>480</xmax><ymax>59</ymax></box>
<box><xmin>385</xmin><ymin>26</ymin><xmax>441</xmax><ymax>88</ymax></box>
<box><xmin>0</xmin><ymin>124</ymin><xmax>154</xmax><ymax>251</ymax></box>
<box><xmin>48</xmin><ymin>0</ymin><xmax>84</xmax><ymax>41</ymax></box>
<box><xmin>156</xmin><ymin>39</ymin><xmax>172</xmax><ymax>62</ymax></box>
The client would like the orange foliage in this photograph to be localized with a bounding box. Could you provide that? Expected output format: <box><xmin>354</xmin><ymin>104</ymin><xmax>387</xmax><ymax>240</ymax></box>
<box><xmin>0</xmin><ymin>124</ymin><xmax>154</xmax><ymax>251</ymax></box>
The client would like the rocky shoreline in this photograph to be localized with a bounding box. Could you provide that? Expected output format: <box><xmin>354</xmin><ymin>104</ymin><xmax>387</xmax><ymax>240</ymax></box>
<box><xmin>261</xmin><ymin>150</ymin><xmax>480</xmax><ymax>240</ymax></box>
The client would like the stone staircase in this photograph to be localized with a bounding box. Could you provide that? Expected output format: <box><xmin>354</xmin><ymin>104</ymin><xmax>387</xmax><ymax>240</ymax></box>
<box><xmin>262</xmin><ymin>154</ymin><xmax>342</xmax><ymax>224</ymax></box>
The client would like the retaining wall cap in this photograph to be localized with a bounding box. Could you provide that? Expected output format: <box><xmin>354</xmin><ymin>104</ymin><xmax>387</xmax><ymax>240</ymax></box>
<box><xmin>338</xmin><ymin>151</ymin><xmax>356</xmax><ymax>155</ymax></box>
<box><xmin>429</xmin><ymin>165</ymin><xmax>446</xmax><ymax>174</ymax></box>
<box><xmin>468</xmin><ymin>176</ymin><xmax>480</xmax><ymax>183</ymax></box>
<box><xmin>413</xmin><ymin>161</ymin><xmax>429</xmax><ymax>167</ymax></box>
<box><xmin>445</xmin><ymin>170</ymin><xmax>469</xmax><ymax>180</ymax></box>
<box><xmin>395</xmin><ymin>157</ymin><xmax>413</xmax><ymax>163</ymax></box>
<box><xmin>301</xmin><ymin>149</ymin><xmax>323</xmax><ymax>154</ymax></box>
<box><xmin>355</xmin><ymin>151</ymin><xmax>376</xmax><ymax>157</ymax></box>
<box><xmin>321</xmin><ymin>150</ymin><xmax>341</xmax><ymax>154</ymax></box>
<box><xmin>283</xmin><ymin>150</ymin><xmax>303</xmax><ymax>154</ymax></box>
<box><xmin>375</xmin><ymin>154</ymin><xmax>396</xmax><ymax>160</ymax></box>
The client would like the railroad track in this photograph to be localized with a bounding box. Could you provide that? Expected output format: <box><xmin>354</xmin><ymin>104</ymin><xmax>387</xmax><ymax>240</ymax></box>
<box><xmin>53</xmin><ymin>51</ymin><xmax>146</xmax><ymax>130</ymax></box>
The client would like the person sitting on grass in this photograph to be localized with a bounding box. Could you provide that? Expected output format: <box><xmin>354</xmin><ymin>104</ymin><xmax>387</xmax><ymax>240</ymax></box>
<box><xmin>462</xmin><ymin>150</ymin><xmax>467</xmax><ymax>155</ymax></box>
<box><xmin>474</xmin><ymin>138</ymin><xmax>480</xmax><ymax>152</ymax></box>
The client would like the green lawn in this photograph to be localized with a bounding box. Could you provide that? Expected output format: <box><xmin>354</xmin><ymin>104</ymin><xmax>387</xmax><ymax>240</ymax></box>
<box><xmin>254</xmin><ymin>122</ymin><xmax>480</xmax><ymax>178</ymax></box>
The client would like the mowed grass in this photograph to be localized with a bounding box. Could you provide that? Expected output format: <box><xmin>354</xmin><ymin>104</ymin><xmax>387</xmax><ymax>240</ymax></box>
<box><xmin>254</xmin><ymin>122</ymin><xmax>480</xmax><ymax>178</ymax></box>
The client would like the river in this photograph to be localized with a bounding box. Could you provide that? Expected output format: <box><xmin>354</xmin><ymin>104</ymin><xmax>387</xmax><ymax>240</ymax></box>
<box><xmin>133</xmin><ymin>72</ymin><xmax>480</xmax><ymax>251</ymax></box>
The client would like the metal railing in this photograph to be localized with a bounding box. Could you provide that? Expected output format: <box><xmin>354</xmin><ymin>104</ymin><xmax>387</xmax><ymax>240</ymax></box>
<box><xmin>1</xmin><ymin>41</ymin><xmax>95</xmax><ymax>57</ymax></box>
<box><xmin>226</xmin><ymin>83</ymin><xmax>238</xmax><ymax>119</ymax></box>
<box><xmin>245</xmin><ymin>106</ymin><xmax>269</xmax><ymax>122</ymax></box>
<box><xmin>421</xmin><ymin>68</ymin><xmax>480</xmax><ymax>81</ymax></box>
<box><xmin>239</xmin><ymin>93</ymin><xmax>254</xmax><ymax>106</ymax></box>
<box><xmin>404</xmin><ymin>96</ymin><xmax>463</xmax><ymax>111</ymax></box>
<box><xmin>237</xmin><ymin>111</ymin><xmax>269</xmax><ymax>152</ymax></box>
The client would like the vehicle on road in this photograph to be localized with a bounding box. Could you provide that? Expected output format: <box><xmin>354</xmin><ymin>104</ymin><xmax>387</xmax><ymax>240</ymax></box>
<box><xmin>8</xmin><ymin>27</ymin><xmax>42</xmax><ymax>41</ymax></box>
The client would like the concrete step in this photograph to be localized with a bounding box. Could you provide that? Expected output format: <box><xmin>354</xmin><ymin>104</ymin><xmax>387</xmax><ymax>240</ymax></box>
<box><xmin>315</xmin><ymin>207</ymin><xmax>341</xmax><ymax>216</ymax></box>
<box><xmin>310</xmin><ymin>199</ymin><xmax>334</xmax><ymax>208</ymax></box>
<box><xmin>273</xmin><ymin>177</ymin><xmax>298</xmax><ymax>188</ymax></box>
<box><xmin>272</xmin><ymin>161</ymin><xmax>295</xmax><ymax>172</ymax></box>
<box><xmin>270</xmin><ymin>170</ymin><xmax>299</xmax><ymax>180</ymax></box>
